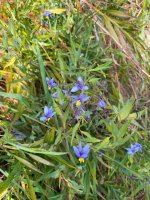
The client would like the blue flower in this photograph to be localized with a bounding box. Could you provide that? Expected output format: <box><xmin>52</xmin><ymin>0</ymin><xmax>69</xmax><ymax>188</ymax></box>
<box><xmin>71</xmin><ymin>93</ymin><xmax>90</xmax><ymax>107</ymax></box>
<box><xmin>98</xmin><ymin>152</ymin><xmax>103</xmax><ymax>157</ymax></box>
<box><xmin>15</xmin><ymin>134</ymin><xmax>26</xmax><ymax>139</ymax></box>
<box><xmin>40</xmin><ymin>106</ymin><xmax>56</xmax><ymax>122</ymax></box>
<box><xmin>148</xmin><ymin>179</ymin><xmax>150</xmax><ymax>185</ymax></box>
<box><xmin>52</xmin><ymin>92</ymin><xmax>58</xmax><ymax>99</ymax></box>
<box><xmin>133</xmin><ymin>143</ymin><xmax>142</xmax><ymax>152</ymax></box>
<box><xmin>62</xmin><ymin>89</ymin><xmax>67</xmax><ymax>94</ymax></box>
<box><xmin>46</xmin><ymin>78</ymin><xmax>57</xmax><ymax>90</ymax></box>
<box><xmin>11</xmin><ymin>129</ymin><xmax>26</xmax><ymax>139</ymax></box>
<box><xmin>71</xmin><ymin>77</ymin><xmax>88</xmax><ymax>93</ymax></box>
<box><xmin>43</xmin><ymin>11</ymin><xmax>52</xmax><ymax>19</ymax></box>
<box><xmin>75</xmin><ymin>107</ymin><xmax>85</xmax><ymax>120</ymax></box>
<box><xmin>98</xmin><ymin>99</ymin><xmax>106</xmax><ymax>108</ymax></box>
<box><xmin>126</xmin><ymin>143</ymin><xmax>142</xmax><ymax>156</ymax></box>
<box><xmin>73</xmin><ymin>142</ymin><xmax>90</xmax><ymax>163</ymax></box>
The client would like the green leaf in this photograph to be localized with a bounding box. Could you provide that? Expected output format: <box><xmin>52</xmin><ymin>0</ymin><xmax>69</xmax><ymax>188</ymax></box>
<box><xmin>104</xmin><ymin>16</ymin><xmax>120</xmax><ymax>43</ymax></box>
<box><xmin>0</xmin><ymin>92</ymin><xmax>30</xmax><ymax>109</ymax></box>
<box><xmin>71</xmin><ymin>122</ymin><xmax>80</xmax><ymax>145</ymax></box>
<box><xmin>34</xmin><ymin>41</ymin><xmax>50</xmax><ymax>103</ymax></box>
<box><xmin>4</xmin><ymin>57</ymin><xmax>16</xmax><ymax>68</ymax></box>
<box><xmin>107</xmin><ymin>10</ymin><xmax>130</xmax><ymax>19</ymax></box>
<box><xmin>81</xmin><ymin>131</ymin><xmax>101</xmax><ymax>143</ymax></box>
<box><xmin>84</xmin><ymin>170</ymin><xmax>90</xmax><ymax>200</ymax></box>
<box><xmin>27</xmin><ymin>153</ymin><xmax>54</xmax><ymax>166</ymax></box>
<box><xmin>105</xmin><ymin>121</ymin><xmax>118</xmax><ymax>139</ymax></box>
<box><xmin>89</xmin><ymin>61</ymin><xmax>112</xmax><ymax>72</ymax></box>
<box><xmin>95</xmin><ymin>137</ymin><xmax>110</xmax><ymax>150</ymax></box>
<box><xmin>118</xmin><ymin>99</ymin><xmax>134</xmax><ymax>122</ymax></box>
<box><xmin>0</xmin><ymin>162</ymin><xmax>22</xmax><ymax>193</ymax></box>
<box><xmin>53</xmin><ymin>100</ymin><xmax>63</xmax><ymax>116</ymax></box>
<box><xmin>7</xmin><ymin>142</ymin><xmax>67</xmax><ymax>156</ymax></box>
<box><xmin>26</xmin><ymin>176</ymin><xmax>37</xmax><ymax>200</ymax></box>
<box><xmin>14</xmin><ymin>156</ymin><xmax>42</xmax><ymax>174</ymax></box>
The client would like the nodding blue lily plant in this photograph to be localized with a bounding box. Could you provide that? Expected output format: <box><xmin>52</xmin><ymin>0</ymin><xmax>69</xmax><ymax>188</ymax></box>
<box><xmin>46</xmin><ymin>78</ymin><xmax>57</xmax><ymax>90</ymax></box>
<box><xmin>71</xmin><ymin>77</ymin><xmax>88</xmax><ymax>93</ymax></box>
<box><xmin>71</xmin><ymin>93</ymin><xmax>90</xmax><ymax>107</ymax></box>
<box><xmin>40</xmin><ymin>106</ymin><xmax>56</xmax><ymax>122</ymax></box>
<box><xmin>73</xmin><ymin>142</ymin><xmax>90</xmax><ymax>163</ymax></box>
<box><xmin>126</xmin><ymin>143</ymin><xmax>142</xmax><ymax>156</ymax></box>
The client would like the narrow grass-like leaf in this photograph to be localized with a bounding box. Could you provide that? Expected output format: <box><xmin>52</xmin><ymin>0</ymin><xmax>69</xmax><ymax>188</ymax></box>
<box><xmin>71</xmin><ymin>122</ymin><xmax>80</xmax><ymax>145</ymax></box>
<box><xmin>14</xmin><ymin>155</ymin><xmax>42</xmax><ymax>174</ymax></box>
<box><xmin>118</xmin><ymin>99</ymin><xmax>134</xmax><ymax>122</ymax></box>
<box><xmin>34</xmin><ymin>41</ymin><xmax>50</xmax><ymax>103</ymax></box>
<box><xmin>0</xmin><ymin>162</ymin><xmax>22</xmax><ymax>193</ymax></box>
<box><xmin>0</xmin><ymin>92</ymin><xmax>30</xmax><ymax>108</ymax></box>
<box><xmin>27</xmin><ymin>153</ymin><xmax>54</xmax><ymax>166</ymax></box>
<box><xmin>47</xmin><ymin>9</ymin><xmax>66</xmax><ymax>14</ymax></box>
<box><xmin>89</xmin><ymin>61</ymin><xmax>112</xmax><ymax>72</ymax></box>
<box><xmin>26</xmin><ymin>176</ymin><xmax>37</xmax><ymax>200</ymax></box>
<box><xmin>7</xmin><ymin>142</ymin><xmax>67</xmax><ymax>156</ymax></box>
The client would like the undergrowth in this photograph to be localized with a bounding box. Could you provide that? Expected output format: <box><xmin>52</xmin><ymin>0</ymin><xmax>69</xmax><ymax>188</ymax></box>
<box><xmin>0</xmin><ymin>0</ymin><xmax>150</xmax><ymax>199</ymax></box>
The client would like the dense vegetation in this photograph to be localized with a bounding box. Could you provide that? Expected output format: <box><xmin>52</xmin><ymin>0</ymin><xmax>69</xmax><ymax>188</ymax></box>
<box><xmin>0</xmin><ymin>0</ymin><xmax>150</xmax><ymax>199</ymax></box>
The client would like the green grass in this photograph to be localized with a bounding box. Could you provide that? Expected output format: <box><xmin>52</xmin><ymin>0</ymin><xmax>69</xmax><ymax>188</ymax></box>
<box><xmin>0</xmin><ymin>0</ymin><xmax>150</xmax><ymax>199</ymax></box>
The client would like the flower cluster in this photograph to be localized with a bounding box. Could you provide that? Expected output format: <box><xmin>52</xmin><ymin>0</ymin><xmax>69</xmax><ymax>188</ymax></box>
<box><xmin>40</xmin><ymin>76</ymin><xmax>107</xmax><ymax>164</ymax></box>
<box><xmin>70</xmin><ymin>77</ymin><xmax>90</xmax><ymax>119</ymax></box>
<box><xmin>71</xmin><ymin>77</ymin><xmax>89</xmax><ymax>107</ymax></box>
<box><xmin>126</xmin><ymin>143</ymin><xmax>142</xmax><ymax>156</ymax></box>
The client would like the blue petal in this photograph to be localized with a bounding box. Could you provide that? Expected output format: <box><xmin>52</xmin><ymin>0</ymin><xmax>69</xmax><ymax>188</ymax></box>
<box><xmin>83</xmin><ymin>144</ymin><xmax>90</xmax><ymax>154</ymax></box>
<box><xmin>46</xmin><ymin>107</ymin><xmax>53</xmax><ymax>117</ymax></box>
<box><xmin>73</xmin><ymin>146</ymin><xmax>80</xmax><ymax>157</ymax></box>
<box><xmin>44</xmin><ymin>106</ymin><xmax>49</xmax><ymax>115</ymax></box>
<box><xmin>98</xmin><ymin>99</ymin><xmax>106</xmax><ymax>108</ymax></box>
<box><xmin>72</xmin><ymin>100</ymin><xmax>78</xmax><ymax>105</ymax></box>
<box><xmin>62</xmin><ymin>90</ymin><xmax>67</xmax><ymax>95</ymax></box>
<box><xmin>46</xmin><ymin>77</ymin><xmax>49</xmax><ymax>82</ymax></box>
<box><xmin>51</xmin><ymin>112</ymin><xmax>56</xmax><ymax>117</ymax></box>
<box><xmin>77</xmin><ymin>77</ymin><xmax>83</xmax><ymax>84</ymax></box>
<box><xmin>82</xmin><ymin>96</ymin><xmax>90</xmax><ymax>102</ymax></box>
<box><xmin>40</xmin><ymin>116</ymin><xmax>47</xmax><ymax>122</ymax></box>
<box><xmin>83</xmin><ymin>86</ymin><xmax>88</xmax><ymax>91</ymax></box>
<box><xmin>71</xmin><ymin>95</ymin><xmax>78</xmax><ymax>99</ymax></box>
<box><xmin>43</xmin><ymin>11</ymin><xmax>52</xmax><ymax>17</ymax></box>
<box><xmin>15</xmin><ymin>135</ymin><xmax>22</xmax><ymax>139</ymax></box>
<box><xmin>78</xmin><ymin>142</ymin><xmax>82</xmax><ymax>152</ymax></box>
<box><xmin>80</xmin><ymin>153</ymin><xmax>88</xmax><ymax>158</ymax></box>
<box><xmin>71</xmin><ymin>86</ymin><xmax>79</xmax><ymax>93</ymax></box>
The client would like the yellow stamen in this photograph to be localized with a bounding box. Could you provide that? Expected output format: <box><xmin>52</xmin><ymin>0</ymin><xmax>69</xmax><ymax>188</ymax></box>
<box><xmin>47</xmin><ymin>118</ymin><xmax>51</xmax><ymax>122</ymax></box>
<box><xmin>76</xmin><ymin>100</ymin><xmax>81</xmax><ymax>106</ymax></box>
<box><xmin>79</xmin><ymin>158</ymin><xmax>84</xmax><ymax>164</ymax></box>
<box><xmin>48</xmin><ymin>86</ymin><xmax>51</xmax><ymax>90</ymax></box>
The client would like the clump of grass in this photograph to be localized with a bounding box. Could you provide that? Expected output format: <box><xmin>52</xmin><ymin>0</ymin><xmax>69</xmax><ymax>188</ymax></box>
<box><xmin>0</xmin><ymin>0</ymin><xmax>150</xmax><ymax>199</ymax></box>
